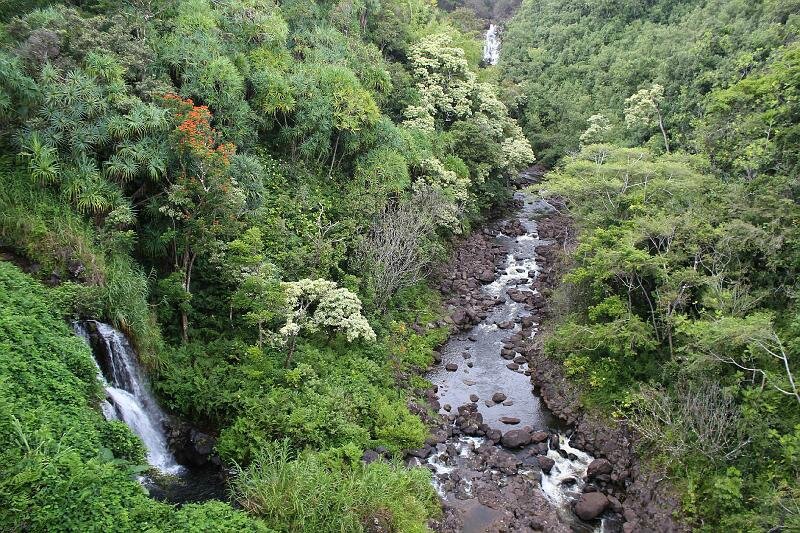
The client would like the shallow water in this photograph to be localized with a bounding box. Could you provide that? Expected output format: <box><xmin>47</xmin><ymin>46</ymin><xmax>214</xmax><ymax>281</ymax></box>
<box><xmin>426</xmin><ymin>192</ymin><xmax>616</xmax><ymax>531</ymax></box>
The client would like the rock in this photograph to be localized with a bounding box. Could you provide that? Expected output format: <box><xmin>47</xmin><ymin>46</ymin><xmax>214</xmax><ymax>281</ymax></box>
<box><xmin>443</xmin><ymin>404</ymin><xmax>451</xmax><ymax>412</ymax></box>
<box><xmin>501</xmin><ymin>428</ymin><xmax>532</xmax><ymax>448</ymax></box>
<box><xmin>362</xmin><ymin>449</ymin><xmax>381</xmax><ymax>464</ymax></box>
<box><xmin>451</xmin><ymin>308</ymin><xmax>467</xmax><ymax>325</ymax></box>
<box><xmin>467</xmin><ymin>335</ymin><xmax>477</xmax><ymax>342</ymax></box>
<box><xmin>432</xmin><ymin>351</ymin><xmax>442</xmax><ymax>363</ymax></box>
<box><xmin>484</xmin><ymin>400</ymin><xmax>495</xmax><ymax>407</ymax></box>
<box><xmin>469</xmin><ymin>394</ymin><xmax>479</xmax><ymax>403</ymax></box>
<box><xmin>530</xmin><ymin>431</ymin><xmax>549</xmax><ymax>443</ymax></box>
<box><xmin>587</xmin><ymin>458</ymin><xmax>613</xmax><ymax>478</ymax></box>
<box><xmin>478</xmin><ymin>270</ymin><xmax>495</xmax><ymax>283</ymax></box>
<box><xmin>407</xmin><ymin>445</ymin><xmax>432</xmax><ymax>459</ymax></box>
<box><xmin>491</xmin><ymin>392</ymin><xmax>507</xmax><ymax>403</ymax></box>
<box><xmin>500</xmin><ymin>416</ymin><xmax>520</xmax><ymax>425</ymax></box>
<box><xmin>537</xmin><ymin>455</ymin><xmax>555</xmax><ymax>474</ymax></box>
<box><xmin>506</xmin><ymin>362</ymin><xmax>520</xmax><ymax>370</ymax></box>
<box><xmin>485</xmin><ymin>429</ymin><xmax>502</xmax><ymax>442</ymax></box>
<box><xmin>574</xmin><ymin>492</ymin><xmax>609</xmax><ymax>521</ymax></box>
<box><xmin>190</xmin><ymin>429</ymin><xmax>216</xmax><ymax>456</ymax></box>
<box><xmin>467</xmin><ymin>361</ymin><xmax>474</xmax><ymax>368</ymax></box>
<box><xmin>445</xmin><ymin>363</ymin><xmax>458</xmax><ymax>372</ymax></box>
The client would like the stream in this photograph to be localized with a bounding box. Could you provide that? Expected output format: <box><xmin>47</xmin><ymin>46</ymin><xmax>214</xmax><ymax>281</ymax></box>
<box><xmin>423</xmin><ymin>192</ymin><xmax>618</xmax><ymax>532</ymax></box>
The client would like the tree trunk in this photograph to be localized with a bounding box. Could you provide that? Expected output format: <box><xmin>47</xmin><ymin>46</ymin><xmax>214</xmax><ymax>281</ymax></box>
<box><xmin>284</xmin><ymin>335</ymin><xmax>297</xmax><ymax>368</ymax></box>
<box><xmin>657</xmin><ymin>109</ymin><xmax>670</xmax><ymax>154</ymax></box>
<box><xmin>180</xmin><ymin>251</ymin><xmax>196</xmax><ymax>344</ymax></box>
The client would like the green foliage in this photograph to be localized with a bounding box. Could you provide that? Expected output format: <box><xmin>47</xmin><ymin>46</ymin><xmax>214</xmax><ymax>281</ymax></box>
<box><xmin>232</xmin><ymin>440</ymin><xmax>438</xmax><ymax>533</ymax></box>
<box><xmin>536</xmin><ymin>120</ymin><xmax>800</xmax><ymax>529</ymax></box>
<box><xmin>0</xmin><ymin>0</ymin><xmax>525</xmax><ymax>529</ymax></box>
<box><xmin>501</xmin><ymin>0</ymin><xmax>797</xmax><ymax>164</ymax></box>
<box><xmin>0</xmin><ymin>262</ymin><xmax>266</xmax><ymax>532</ymax></box>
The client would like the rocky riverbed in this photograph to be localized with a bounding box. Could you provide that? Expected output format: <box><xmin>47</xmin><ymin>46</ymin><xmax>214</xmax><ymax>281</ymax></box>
<box><xmin>407</xmin><ymin>189</ymin><xmax>685</xmax><ymax>533</ymax></box>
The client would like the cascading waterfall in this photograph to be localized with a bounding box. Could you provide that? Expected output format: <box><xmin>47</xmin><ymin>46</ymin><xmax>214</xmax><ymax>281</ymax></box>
<box><xmin>483</xmin><ymin>23</ymin><xmax>501</xmax><ymax>65</ymax></box>
<box><xmin>74</xmin><ymin>321</ymin><xmax>183</xmax><ymax>475</ymax></box>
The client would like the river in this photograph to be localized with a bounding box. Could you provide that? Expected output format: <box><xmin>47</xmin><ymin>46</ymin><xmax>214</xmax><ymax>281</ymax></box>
<box><xmin>421</xmin><ymin>191</ymin><xmax>619</xmax><ymax>532</ymax></box>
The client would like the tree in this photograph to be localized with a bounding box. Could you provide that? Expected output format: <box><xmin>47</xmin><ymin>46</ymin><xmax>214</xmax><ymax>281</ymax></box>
<box><xmin>357</xmin><ymin>188</ymin><xmax>442</xmax><ymax>309</ymax></box>
<box><xmin>279</xmin><ymin>278</ymin><xmax>375</xmax><ymax>366</ymax></box>
<box><xmin>624</xmin><ymin>84</ymin><xmax>670</xmax><ymax>153</ymax></box>
<box><xmin>403</xmin><ymin>33</ymin><xmax>476</xmax><ymax>129</ymax></box>
<box><xmin>158</xmin><ymin>94</ymin><xmax>245</xmax><ymax>342</ymax></box>
<box><xmin>580</xmin><ymin>114</ymin><xmax>612</xmax><ymax>147</ymax></box>
<box><xmin>224</xmin><ymin>227</ymin><xmax>282</xmax><ymax>347</ymax></box>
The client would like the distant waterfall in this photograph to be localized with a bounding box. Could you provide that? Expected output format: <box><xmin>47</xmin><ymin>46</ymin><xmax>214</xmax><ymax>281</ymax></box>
<box><xmin>74</xmin><ymin>321</ymin><xmax>183</xmax><ymax>475</ymax></box>
<box><xmin>483</xmin><ymin>23</ymin><xmax>501</xmax><ymax>65</ymax></box>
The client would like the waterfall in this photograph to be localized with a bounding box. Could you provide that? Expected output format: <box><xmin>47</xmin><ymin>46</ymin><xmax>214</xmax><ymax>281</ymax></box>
<box><xmin>74</xmin><ymin>321</ymin><xmax>183</xmax><ymax>475</ymax></box>
<box><xmin>483</xmin><ymin>23</ymin><xmax>501</xmax><ymax>65</ymax></box>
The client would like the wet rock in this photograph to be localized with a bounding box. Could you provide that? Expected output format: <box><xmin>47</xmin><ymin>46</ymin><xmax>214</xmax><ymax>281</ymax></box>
<box><xmin>466</xmin><ymin>361</ymin><xmax>473</xmax><ymax>368</ymax></box>
<box><xmin>484</xmin><ymin>400</ymin><xmax>495</xmax><ymax>407</ymax></box>
<box><xmin>502</xmin><ymin>400</ymin><xmax>514</xmax><ymax>406</ymax></box>
<box><xmin>445</xmin><ymin>363</ymin><xmax>459</xmax><ymax>372</ymax></box>
<box><xmin>492</xmin><ymin>392</ymin><xmax>507</xmax><ymax>403</ymax></box>
<box><xmin>443</xmin><ymin>404</ymin><xmax>451</xmax><ymax>412</ymax></box>
<box><xmin>574</xmin><ymin>492</ymin><xmax>609</xmax><ymax>521</ymax></box>
<box><xmin>432</xmin><ymin>351</ymin><xmax>442</xmax><ymax>363</ymax></box>
<box><xmin>530</xmin><ymin>431</ymin><xmax>549</xmax><ymax>443</ymax></box>
<box><xmin>500</xmin><ymin>416</ymin><xmax>521</xmax><ymax>425</ymax></box>
<box><xmin>500</xmin><ymin>428</ymin><xmax>531</xmax><ymax>448</ymax></box>
<box><xmin>506</xmin><ymin>362</ymin><xmax>520</xmax><ymax>370</ymax></box>
<box><xmin>537</xmin><ymin>455</ymin><xmax>555</xmax><ymax>474</ymax></box>
<box><xmin>469</xmin><ymin>394</ymin><xmax>479</xmax><ymax>403</ymax></box>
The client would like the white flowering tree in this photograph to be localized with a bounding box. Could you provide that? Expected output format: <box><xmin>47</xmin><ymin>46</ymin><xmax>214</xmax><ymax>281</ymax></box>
<box><xmin>580</xmin><ymin>114</ymin><xmax>612</xmax><ymax>147</ymax></box>
<box><xmin>279</xmin><ymin>278</ymin><xmax>376</xmax><ymax>366</ymax></box>
<box><xmin>625</xmin><ymin>84</ymin><xmax>670</xmax><ymax>153</ymax></box>
<box><xmin>403</xmin><ymin>33</ymin><xmax>476</xmax><ymax>129</ymax></box>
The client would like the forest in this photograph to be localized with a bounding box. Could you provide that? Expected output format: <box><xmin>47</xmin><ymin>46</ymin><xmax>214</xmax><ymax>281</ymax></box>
<box><xmin>502</xmin><ymin>0</ymin><xmax>799</xmax><ymax>530</ymax></box>
<box><xmin>0</xmin><ymin>0</ymin><xmax>797</xmax><ymax>531</ymax></box>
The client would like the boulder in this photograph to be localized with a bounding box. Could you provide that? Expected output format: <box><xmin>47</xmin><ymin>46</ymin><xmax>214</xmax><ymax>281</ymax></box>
<box><xmin>451</xmin><ymin>308</ymin><xmax>468</xmax><ymax>325</ymax></box>
<box><xmin>537</xmin><ymin>455</ymin><xmax>555</xmax><ymax>474</ymax></box>
<box><xmin>574</xmin><ymin>492</ymin><xmax>609</xmax><ymax>521</ymax></box>
<box><xmin>501</xmin><ymin>428</ymin><xmax>532</xmax><ymax>448</ymax></box>
<box><xmin>445</xmin><ymin>363</ymin><xmax>458</xmax><ymax>372</ymax></box>
<box><xmin>500</xmin><ymin>416</ymin><xmax>521</xmax><ymax>425</ymax></box>
<box><xmin>492</xmin><ymin>392</ymin><xmax>507</xmax><ymax>403</ymax></box>
<box><xmin>361</xmin><ymin>450</ymin><xmax>381</xmax><ymax>464</ymax></box>
<box><xmin>587</xmin><ymin>458</ymin><xmax>613</xmax><ymax>478</ymax></box>
<box><xmin>530</xmin><ymin>431</ymin><xmax>549</xmax><ymax>443</ymax></box>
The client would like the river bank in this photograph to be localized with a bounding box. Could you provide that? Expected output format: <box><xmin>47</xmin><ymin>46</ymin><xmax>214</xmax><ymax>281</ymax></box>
<box><xmin>414</xmin><ymin>187</ymin><xmax>686</xmax><ymax>532</ymax></box>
